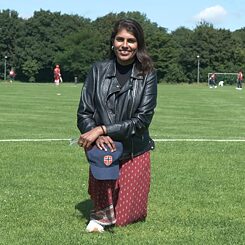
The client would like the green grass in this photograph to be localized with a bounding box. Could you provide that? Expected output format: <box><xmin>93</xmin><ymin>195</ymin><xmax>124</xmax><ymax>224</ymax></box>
<box><xmin>0</xmin><ymin>82</ymin><xmax>244</xmax><ymax>244</ymax></box>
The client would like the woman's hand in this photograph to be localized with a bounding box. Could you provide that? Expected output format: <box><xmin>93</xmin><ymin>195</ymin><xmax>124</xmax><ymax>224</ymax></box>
<box><xmin>96</xmin><ymin>136</ymin><xmax>116</xmax><ymax>152</ymax></box>
<box><xmin>78</xmin><ymin>126</ymin><xmax>103</xmax><ymax>149</ymax></box>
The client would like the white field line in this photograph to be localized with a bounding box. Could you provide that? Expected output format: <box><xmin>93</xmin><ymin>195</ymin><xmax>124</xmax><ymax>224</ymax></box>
<box><xmin>154</xmin><ymin>138</ymin><xmax>245</xmax><ymax>142</ymax></box>
<box><xmin>0</xmin><ymin>138</ymin><xmax>69</xmax><ymax>142</ymax></box>
<box><xmin>0</xmin><ymin>138</ymin><xmax>245</xmax><ymax>143</ymax></box>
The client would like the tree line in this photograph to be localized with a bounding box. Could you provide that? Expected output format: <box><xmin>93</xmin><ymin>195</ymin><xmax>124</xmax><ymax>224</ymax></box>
<box><xmin>0</xmin><ymin>9</ymin><xmax>245</xmax><ymax>83</ymax></box>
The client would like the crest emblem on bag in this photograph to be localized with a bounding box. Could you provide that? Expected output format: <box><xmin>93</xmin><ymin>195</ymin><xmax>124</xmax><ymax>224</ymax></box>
<box><xmin>104</xmin><ymin>155</ymin><xmax>113</xmax><ymax>166</ymax></box>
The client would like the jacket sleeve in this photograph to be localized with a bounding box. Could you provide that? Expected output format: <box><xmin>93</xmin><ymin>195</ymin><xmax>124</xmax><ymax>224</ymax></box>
<box><xmin>106</xmin><ymin>70</ymin><xmax>157</xmax><ymax>140</ymax></box>
<box><xmin>77</xmin><ymin>66</ymin><xmax>97</xmax><ymax>134</ymax></box>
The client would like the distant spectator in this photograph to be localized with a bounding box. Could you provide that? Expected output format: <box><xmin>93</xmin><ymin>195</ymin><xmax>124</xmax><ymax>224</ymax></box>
<box><xmin>209</xmin><ymin>72</ymin><xmax>217</xmax><ymax>88</ymax></box>
<box><xmin>236</xmin><ymin>70</ymin><xmax>243</xmax><ymax>90</ymax></box>
<box><xmin>53</xmin><ymin>64</ymin><xmax>62</xmax><ymax>85</ymax></box>
<box><xmin>9</xmin><ymin>68</ymin><xmax>16</xmax><ymax>83</ymax></box>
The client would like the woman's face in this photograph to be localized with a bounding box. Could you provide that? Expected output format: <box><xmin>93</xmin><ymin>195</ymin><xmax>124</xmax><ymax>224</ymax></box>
<box><xmin>113</xmin><ymin>28</ymin><xmax>138</xmax><ymax>65</ymax></box>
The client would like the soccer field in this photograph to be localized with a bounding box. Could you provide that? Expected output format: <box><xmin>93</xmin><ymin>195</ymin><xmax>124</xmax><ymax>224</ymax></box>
<box><xmin>0</xmin><ymin>82</ymin><xmax>244</xmax><ymax>244</ymax></box>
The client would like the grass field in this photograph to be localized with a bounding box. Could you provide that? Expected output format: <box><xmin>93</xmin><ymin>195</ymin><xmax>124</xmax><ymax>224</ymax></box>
<box><xmin>0</xmin><ymin>82</ymin><xmax>244</xmax><ymax>245</ymax></box>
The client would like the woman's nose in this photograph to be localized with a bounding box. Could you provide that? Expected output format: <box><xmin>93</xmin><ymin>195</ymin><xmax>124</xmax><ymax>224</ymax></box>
<box><xmin>122</xmin><ymin>40</ymin><xmax>128</xmax><ymax>47</ymax></box>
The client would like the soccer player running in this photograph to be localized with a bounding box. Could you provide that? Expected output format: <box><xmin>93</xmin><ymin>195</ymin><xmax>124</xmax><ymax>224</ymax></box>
<box><xmin>53</xmin><ymin>64</ymin><xmax>62</xmax><ymax>85</ymax></box>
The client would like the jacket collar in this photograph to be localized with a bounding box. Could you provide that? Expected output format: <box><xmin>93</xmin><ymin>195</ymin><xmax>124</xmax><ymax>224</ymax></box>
<box><xmin>106</xmin><ymin>59</ymin><xmax>144</xmax><ymax>80</ymax></box>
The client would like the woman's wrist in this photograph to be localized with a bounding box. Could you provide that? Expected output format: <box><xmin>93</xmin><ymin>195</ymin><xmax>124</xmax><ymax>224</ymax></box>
<box><xmin>100</xmin><ymin>125</ymin><xmax>106</xmax><ymax>135</ymax></box>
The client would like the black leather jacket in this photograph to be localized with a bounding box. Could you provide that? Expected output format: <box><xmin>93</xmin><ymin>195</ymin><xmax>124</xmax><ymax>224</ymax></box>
<box><xmin>77</xmin><ymin>59</ymin><xmax>157</xmax><ymax>159</ymax></box>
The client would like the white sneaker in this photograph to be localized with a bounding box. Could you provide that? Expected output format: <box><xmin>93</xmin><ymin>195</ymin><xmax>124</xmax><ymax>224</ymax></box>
<box><xmin>85</xmin><ymin>220</ymin><xmax>104</xmax><ymax>233</ymax></box>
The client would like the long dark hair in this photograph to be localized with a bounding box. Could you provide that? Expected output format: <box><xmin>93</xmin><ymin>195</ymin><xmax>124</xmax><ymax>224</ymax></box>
<box><xmin>110</xmin><ymin>19</ymin><xmax>154</xmax><ymax>74</ymax></box>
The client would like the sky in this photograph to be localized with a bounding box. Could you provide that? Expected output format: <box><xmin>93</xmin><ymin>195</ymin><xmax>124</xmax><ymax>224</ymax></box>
<box><xmin>1</xmin><ymin>0</ymin><xmax>245</xmax><ymax>32</ymax></box>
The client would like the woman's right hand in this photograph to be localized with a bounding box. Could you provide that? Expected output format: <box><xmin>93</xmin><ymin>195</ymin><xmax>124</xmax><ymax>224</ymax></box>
<box><xmin>78</xmin><ymin>126</ymin><xmax>103</xmax><ymax>149</ymax></box>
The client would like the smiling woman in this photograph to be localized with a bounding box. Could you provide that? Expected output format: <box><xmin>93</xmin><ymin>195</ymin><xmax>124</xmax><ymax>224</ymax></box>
<box><xmin>76</xmin><ymin>18</ymin><xmax>157</xmax><ymax>233</ymax></box>
<box><xmin>112</xmin><ymin>29</ymin><xmax>138</xmax><ymax>65</ymax></box>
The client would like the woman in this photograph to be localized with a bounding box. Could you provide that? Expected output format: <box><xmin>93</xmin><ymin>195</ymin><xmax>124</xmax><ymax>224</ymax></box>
<box><xmin>77</xmin><ymin>18</ymin><xmax>157</xmax><ymax>232</ymax></box>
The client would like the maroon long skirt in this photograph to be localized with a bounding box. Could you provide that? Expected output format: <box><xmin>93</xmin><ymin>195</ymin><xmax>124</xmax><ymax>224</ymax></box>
<box><xmin>88</xmin><ymin>151</ymin><xmax>151</xmax><ymax>227</ymax></box>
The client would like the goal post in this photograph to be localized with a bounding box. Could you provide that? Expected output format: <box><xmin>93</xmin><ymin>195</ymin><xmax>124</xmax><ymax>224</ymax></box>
<box><xmin>207</xmin><ymin>73</ymin><xmax>237</xmax><ymax>86</ymax></box>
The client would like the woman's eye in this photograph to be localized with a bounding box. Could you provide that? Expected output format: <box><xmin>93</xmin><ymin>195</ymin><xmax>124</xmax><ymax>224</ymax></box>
<box><xmin>115</xmin><ymin>37</ymin><xmax>124</xmax><ymax>42</ymax></box>
<box><xmin>115</xmin><ymin>37</ymin><xmax>137</xmax><ymax>44</ymax></box>
<box><xmin>127</xmin><ymin>39</ymin><xmax>136</xmax><ymax>43</ymax></box>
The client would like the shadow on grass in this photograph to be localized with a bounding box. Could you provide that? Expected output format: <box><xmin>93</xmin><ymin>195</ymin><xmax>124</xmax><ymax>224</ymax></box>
<box><xmin>74</xmin><ymin>199</ymin><xmax>93</xmax><ymax>222</ymax></box>
<box><xmin>74</xmin><ymin>199</ymin><xmax>116</xmax><ymax>233</ymax></box>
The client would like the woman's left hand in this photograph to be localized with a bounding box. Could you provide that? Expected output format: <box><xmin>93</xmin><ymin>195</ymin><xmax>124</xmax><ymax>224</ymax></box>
<box><xmin>96</xmin><ymin>136</ymin><xmax>116</xmax><ymax>152</ymax></box>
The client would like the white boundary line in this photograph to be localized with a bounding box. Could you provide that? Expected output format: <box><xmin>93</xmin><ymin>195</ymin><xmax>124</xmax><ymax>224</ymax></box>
<box><xmin>0</xmin><ymin>138</ymin><xmax>245</xmax><ymax>142</ymax></box>
<box><xmin>0</xmin><ymin>138</ymin><xmax>69</xmax><ymax>142</ymax></box>
<box><xmin>154</xmin><ymin>139</ymin><xmax>245</xmax><ymax>142</ymax></box>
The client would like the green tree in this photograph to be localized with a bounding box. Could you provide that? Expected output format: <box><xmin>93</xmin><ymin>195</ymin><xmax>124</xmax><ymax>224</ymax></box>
<box><xmin>232</xmin><ymin>28</ymin><xmax>245</xmax><ymax>70</ymax></box>
<box><xmin>190</xmin><ymin>22</ymin><xmax>238</xmax><ymax>82</ymax></box>
<box><xmin>55</xmin><ymin>29</ymin><xmax>104</xmax><ymax>82</ymax></box>
<box><xmin>22</xmin><ymin>59</ymin><xmax>39</xmax><ymax>82</ymax></box>
<box><xmin>171</xmin><ymin>27</ymin><xmax>194</xmax><ymax>83</ymax></box>
<box><xmin>0</xmin><ymin>10</ymin><xmax>22</xmax><ymax>77</ymax></box>
<box><xmin>1</xmin><ymin>9</ymin><xmax>244</xmax><ymax>83</ymax></box>
<box><xmin>16</xmin><ymin>10</ymin><xmax>91</xmax><ymax>81</ymax></box>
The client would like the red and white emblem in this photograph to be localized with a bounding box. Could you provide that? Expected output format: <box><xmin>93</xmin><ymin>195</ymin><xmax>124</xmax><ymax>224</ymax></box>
<box><xmin>104</xmin><ymin>155</ymin><xmax>113</xmax><ymax>166</ymax></box>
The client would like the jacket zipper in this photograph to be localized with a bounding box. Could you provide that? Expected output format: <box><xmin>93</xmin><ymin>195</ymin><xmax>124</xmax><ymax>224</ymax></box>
<box><xmin>130</xmin><ymin>79</ymin><xmax>136</xmax><ymax>159</ymax></box>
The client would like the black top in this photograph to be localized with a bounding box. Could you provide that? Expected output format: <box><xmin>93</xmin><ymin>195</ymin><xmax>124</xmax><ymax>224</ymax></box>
<box><xmin>116</xmin><ymin>62</ymin><xmax>133</xmax><ymax>87</ymax></box>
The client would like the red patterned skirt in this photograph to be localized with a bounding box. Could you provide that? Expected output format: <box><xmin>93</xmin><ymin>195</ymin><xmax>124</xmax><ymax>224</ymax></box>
<box><xmin>88</xmin><ymin>151</ymin><xmax>151</xmax><ymax>227</ymax></box>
